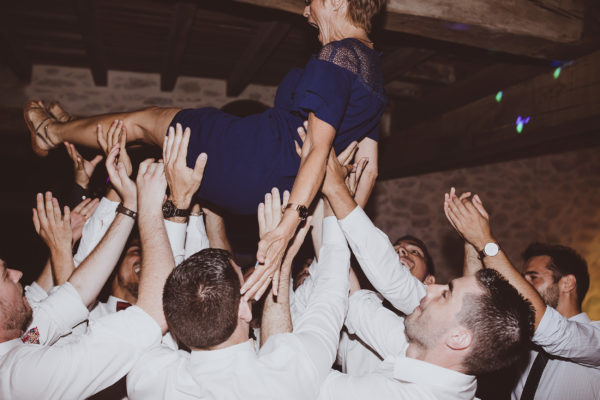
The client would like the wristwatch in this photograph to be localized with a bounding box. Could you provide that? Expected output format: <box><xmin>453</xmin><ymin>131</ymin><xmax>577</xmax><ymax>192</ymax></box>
<box><xmin>116</xmin><ymin>203</ymin><xmax>137</xmax><ymax>220</ymax></box>
<box><xmin>162</xmin><ymin>200</ymin><xmax>191</xmax><ymax>218</ymax></box>
<box><xmin>283</xmin><ymin>203</ymin><xmax>309</xmax><ymax>221</ymax></box>
<box><xmin>478</xmin><ymin>242</ymin><xmax>500</xmax><ymax>260</ymax></box>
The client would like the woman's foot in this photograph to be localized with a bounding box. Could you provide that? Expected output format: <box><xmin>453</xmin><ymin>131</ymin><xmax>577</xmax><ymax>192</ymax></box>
<box><xmin>23</xmin><ymin>100</ymin><xmax>60</xmax><ymax>157</ymax></box>
<box><xmin>47</xmin><ymin>101</ymin><xmax>76</xmax><ymax>122</ymax></box>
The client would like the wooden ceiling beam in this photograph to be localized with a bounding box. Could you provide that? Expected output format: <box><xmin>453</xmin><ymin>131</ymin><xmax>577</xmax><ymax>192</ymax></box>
<box><xmin>226</xmin><ymin>21</ymin><xmax>291</xmax><ymax>97</ymax></box>
<box><xmin>76</xmin><ymin>0</ymin><xmax>108</xmax><ymax>86</ymax></box>
<box><xmin>161</xmin><ymin>2</ymin><xmax>198</xmax><ymax>91</ymax></box>
<box><xmin>381</xmin><ymin>48</ymin><xmax>434</xmax><ymax>84</ymax></box>
<box><xmin>234</xmin><ymin>0</ymin><xmax>585</xmax><ymax>59</ymax></box>
<box><xmin>392</xmin><ymin>63</ymin><xmax>549</xmax><ymax>127</ymax></box>
<box><xmin>380</xmin><ymin>50</ymin><xmax>600</xmax><ymax>179</ymax></box>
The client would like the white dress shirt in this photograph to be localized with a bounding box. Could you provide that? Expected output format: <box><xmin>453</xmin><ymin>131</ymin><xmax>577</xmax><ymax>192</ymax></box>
<box><xmin>511</xmin><ymin>306</ymin><xmax>600</xmax><ymax>400</ymax></box>
<box><xmin>73</xmin><ymin>197</ymin><xmax>198</xmax><ymax>267</ymax></box>
<box><xmin>291</xmin><ymin>259</ymin><xmax>384</xmax><ymax>376</ymax></box>
<box><xmin>0</xmin><ymin>283</ymin><xmax>162</xmax><ymax>400</ymax></box>
<box><xmin>184</xmin><ymin>214</ymin><xmax>210</xmax><ymax>259</ymax></box>
<box><xmin>318</xmin><ymin>290</ymin><xmax>477</xmax><ymax>400</ymax></box>
<box><xmin>127</xmin><ymin>216</ymin><xmax>350</xmax><ymax>400</ymax></box>
<box><xmin>338</xmin><ymin>206</ymin><xmax>425</xmax><ymax>315</ymax></box>
<box><xmin>24</xmin><ymin>280</ymin><xmax>49</xmax><ymax>304</ymax></box>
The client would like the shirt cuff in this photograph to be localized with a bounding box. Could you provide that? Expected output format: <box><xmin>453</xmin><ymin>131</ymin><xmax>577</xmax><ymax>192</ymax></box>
<box><xmin>25</xmin><ymin>281</ymin><xmax>49</xmax><ymax>303</ymax></box>
<box><xmin>165</xmin><ymin>219</ymin><xmax>187</xmax><ymax>265</ymax></box>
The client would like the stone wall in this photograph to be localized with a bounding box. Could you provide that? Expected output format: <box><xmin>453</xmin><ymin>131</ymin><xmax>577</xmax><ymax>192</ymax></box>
<box><xmin>1</xmin><ymin>64</ymin><xmax>278</xmax><ymax>114</ymax></box>
<box><xmin>371</xmin><ymin>147</ymin><xmax>600</xmax><ymax>319</ymax></box>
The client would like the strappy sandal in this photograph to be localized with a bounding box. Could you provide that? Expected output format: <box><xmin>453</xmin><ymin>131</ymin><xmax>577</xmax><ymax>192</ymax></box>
<box><xmin>23</xmin><ymin>100</ymin><xmax>58</xmax><ymax>157</ymax></box>
<box><xmin>47</xmin><ymin>100</ymin><xmax>76</xmax><ymax>123</ymax></box>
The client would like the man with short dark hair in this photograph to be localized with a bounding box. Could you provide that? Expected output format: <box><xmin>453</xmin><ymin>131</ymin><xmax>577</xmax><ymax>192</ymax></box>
<box><xmin>513</xmin><ymin>242</ymin><xmax>599</xmax><ymax>400</ymax></box>
<box><xmin>394</xmin><ymin>235</ymin><xmax>436</xmax><ymax>285</ymax></box>
<box><xmin>316</xmin><ymin>158</ymin><xmax>535</xmax><ymax>399</ymax></box>
<box><xmin>127</xmin><ymin>189</ymin><xmax>351</xmax><ymax>400</ymax></box>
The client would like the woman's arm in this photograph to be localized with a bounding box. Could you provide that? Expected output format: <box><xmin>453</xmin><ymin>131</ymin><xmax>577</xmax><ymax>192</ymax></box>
<box><xmin>242</xmin><ymin>113</ymin><xmax>335</xmax><ymax>301</ymax></box>
<box><xmin>352</xmin><ymin>137</ymin><xmax>378</xmax><ymax>209</ymax></box>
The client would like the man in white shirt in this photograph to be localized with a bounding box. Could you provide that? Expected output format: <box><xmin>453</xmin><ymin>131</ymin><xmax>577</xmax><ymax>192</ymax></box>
<box><xmin>516</xmin><ymin>243</ymin><xmax>599</xmax><ymax>399</ymax></box>
<box><xmin>127</xmin><ymin>188</ymin><xmax>350</xmax><ymax>399</ymax></box>
<box><xmin>0</xmin><ymin>152</ymin><xmax>177</xmax><ymax>399</ymax></box>
<box><xmin>316</xmin><ymin>162</ymin><xmax>535</xmax><ymax>399</ymax></box>
<box><xmin>444</xmin><ymin>189</ymin><xmax>600</xmax><ymax>400</ymax></box>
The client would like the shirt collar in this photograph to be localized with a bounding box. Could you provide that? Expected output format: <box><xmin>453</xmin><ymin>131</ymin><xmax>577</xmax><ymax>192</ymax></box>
<box><xmin>393</xmin><ymin>356</ymin><xmax>477</xmax><ymax>399</ymax></box>
<box><xmin>190</xmin><ymin>340</ymin><xmax>255</xmax><ymax>366</ymax></box>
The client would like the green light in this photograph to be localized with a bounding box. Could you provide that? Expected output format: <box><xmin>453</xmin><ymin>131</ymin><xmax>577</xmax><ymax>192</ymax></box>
<box><xmin>553</xmin><ymin>67</ymin><xmax>562</xmax><ymax>79</ymax></box>
<box><xmin>516</xmin><ymin>122</ymin><xmax>524</xmax><ymax>134</ymax></box>
<box><xmin>495</xmin><ymin>91</ymin><xmax>503</xmax><ymax>102</ymax></box>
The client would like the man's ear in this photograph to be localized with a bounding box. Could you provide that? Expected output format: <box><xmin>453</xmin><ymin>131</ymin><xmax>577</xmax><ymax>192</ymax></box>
<box><xmin>558</xmin><ymin>274</ymin><xmax>577</xmax><ymax>295</ymax></box>
<box><xmin>446</xmin><ymin>326</ymin><xmax>472</xmax><ymax>351</ymax></box>
<box><xmin>424</xmin><ymin>275</ymin><xmax>436</xmax><ymax>285</ymax></box>
<box><xmin>238</xmin><ymin>297</ymin><xmax>253</xmax><ymax>323</ymax></box>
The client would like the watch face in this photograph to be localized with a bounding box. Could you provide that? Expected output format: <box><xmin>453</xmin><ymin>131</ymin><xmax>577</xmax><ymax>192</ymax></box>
<box><xmin>162</xmin><ymin>201</ymin><xmax>175</xmax><ymax>217</ymax></box>
<box><xmin>484</xmin><ymin>242</ymin><xmax>500</xmax><ymax>257</ymax></box>
<box><xmin>298</xmin><ymin>206</ymin><xmax>309</xmax><ymax>220</ymax></box>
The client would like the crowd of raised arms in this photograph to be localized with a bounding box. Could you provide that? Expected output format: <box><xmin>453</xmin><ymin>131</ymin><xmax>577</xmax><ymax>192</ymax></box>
<box><xmin>0</xmin><ymin>119</ymin><xmax>598</xmax><ymax>400</ymax></box>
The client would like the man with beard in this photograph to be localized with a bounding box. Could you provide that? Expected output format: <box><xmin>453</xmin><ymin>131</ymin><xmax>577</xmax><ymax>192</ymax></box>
<box><xmin>514</xmin><ymin>243</ymin><xmax>599</xmax><ymax>399</ymax></box>
<box><xmin>315</xmin><ymin>156</ymin><xmax>535</xmax><ymax>399</ymax></box>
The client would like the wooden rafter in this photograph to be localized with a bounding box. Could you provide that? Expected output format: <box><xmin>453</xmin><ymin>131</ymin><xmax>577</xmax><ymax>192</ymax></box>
<box><xmin>76</xmin><ymin>0</ymin><xmax>108</xmax><ymax>86</ymax></box>
<box><xmin>234</xmin><ymin>0</ymin><xmax>586</xmax><ymax>59</ymax></box>
<box><xmin>161</xmin><ymin>2</ymin><xmax>198</xmax><ymax>92</ymax></box>
<box><xmin>226</xmin><ymin>21</ymin><xmax>292</xmax><ymax>97</ymax></box>
<box><xmin>381</xmin><ymin>48</ymin><xmax>434</xmax><ymax>84</ymax></box>
<box><xmin>393</xmin><ymin>63</ymin><xmax>549</xmax><ymax>128</ymax></box>
<box><xmin>380</xmin><ymin>50</ymin><xmax>600</xmax><ymax>179</ymax></box>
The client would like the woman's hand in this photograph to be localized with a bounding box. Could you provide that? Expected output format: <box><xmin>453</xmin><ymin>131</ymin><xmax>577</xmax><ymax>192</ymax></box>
<box><xmin>70</xmin><ymin>197</ymin><xmax>100</xmax><ymax>243</ymax></box>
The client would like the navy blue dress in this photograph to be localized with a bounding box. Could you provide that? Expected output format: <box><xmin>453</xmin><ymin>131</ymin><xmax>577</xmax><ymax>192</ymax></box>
<box><xmin>172</xmin><ymin>38</ymin><xmax>387</xmax><ymax>215</ymax></box>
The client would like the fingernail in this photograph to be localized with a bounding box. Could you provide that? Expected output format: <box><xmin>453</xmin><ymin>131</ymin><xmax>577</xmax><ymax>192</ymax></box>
<box><xmin>200</xmin><ymin>153</ymin><xmax>207</xmax><ymax>160</ymax></box>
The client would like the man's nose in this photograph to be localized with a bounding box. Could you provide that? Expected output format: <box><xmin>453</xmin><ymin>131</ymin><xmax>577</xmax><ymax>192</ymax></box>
<box><xmin>303</xmin><ymin>5</ymin><xmax>310</xmax><ymax>18</ymax></box>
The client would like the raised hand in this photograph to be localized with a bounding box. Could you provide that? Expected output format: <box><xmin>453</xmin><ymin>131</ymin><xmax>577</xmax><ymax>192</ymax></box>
<box><xmin>97</xmin><ymin>120</ymin><xmax>133</xmax><ymax>176</ymax></box>
<box><xmin>106</xmin><ymin>144</ymin><xmax>138</xmax><ymax>209</ymax></box>
<box><xmin>64</xmin><ymin>142</ymin><xmax>102</xmax><ymax>189</ymax></box>
<box><xmin>163</xmin><ymin>123</ymin><xmax>207</xmax><ymax>210</ymax></box>
<box><xmin>444</xmin><ymin>188</ymin><xmax>493</xmax><ymax>250</ymax></box>
<box><xmin>136</xmin><ymin>158</ymin><xmax>167</xmax><ymax>215</ymax></box>
<box><xmin>33</xmin><ymin>192</ymin><xmax>73</xmax><ymax>253</ymax></box>
<box><xmin>70</xmin><ymin>197</ymin><xmax>100</xmax><ymax>242</ymax></box>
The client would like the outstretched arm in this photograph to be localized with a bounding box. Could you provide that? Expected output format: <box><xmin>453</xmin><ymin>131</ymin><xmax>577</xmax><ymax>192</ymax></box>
<box><xmin>245</xmin><ymin>113</ymin><xmax>337</xmax><ymax>300</ymax></box>
<box><xmin>68</xmin><ymin>145</ymin><xmax>137</xmax><ymax>306</ymax></box>
<box><xmin>444</xmin><ymin>190</ymin><xmax>546</xmax><ymax>327</ymax></box>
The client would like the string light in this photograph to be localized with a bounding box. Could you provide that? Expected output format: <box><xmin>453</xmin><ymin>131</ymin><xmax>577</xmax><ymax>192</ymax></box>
<box><xmin>495</xmin><ymin>91</ymin><xmax>503</xmax><ymax>103</ymax></box>
<box><xmin>553</xmin><ymin>67</ymin><xmax>562</xmax><ymax>79</ymax></box>
<box><xmin>515</xmin><ymin>116</ymin><xmax>531</xmax><ymax>134</ymax></box>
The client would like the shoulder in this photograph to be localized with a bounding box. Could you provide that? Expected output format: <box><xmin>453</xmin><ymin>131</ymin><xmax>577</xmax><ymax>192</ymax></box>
<box><xmin>317</xmin><ymin>39</ymin><xmax>363</xmax><ymax>73</ymax></box>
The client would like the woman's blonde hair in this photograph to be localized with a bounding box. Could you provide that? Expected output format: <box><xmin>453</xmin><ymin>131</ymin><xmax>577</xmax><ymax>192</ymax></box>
<box><xmin>346</xmin><ymin>0</ymin><xmax>386</xmax><ymax>33</ymax></box>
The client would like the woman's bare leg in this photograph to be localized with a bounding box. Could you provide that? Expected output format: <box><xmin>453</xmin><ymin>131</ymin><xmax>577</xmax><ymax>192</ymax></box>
<box><xmin>25</xmin><ymin>102</ymin><xmax>181</xmax><ymax>156</ymax></box>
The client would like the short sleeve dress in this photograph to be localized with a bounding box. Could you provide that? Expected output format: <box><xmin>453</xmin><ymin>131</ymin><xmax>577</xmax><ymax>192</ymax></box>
<box><xmin>172</xmin><ymin>38</ymin><xmax>386</xmax><ymax>215</ymax></box>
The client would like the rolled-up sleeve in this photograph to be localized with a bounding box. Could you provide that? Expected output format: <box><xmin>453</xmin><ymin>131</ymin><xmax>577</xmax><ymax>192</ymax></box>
<box><xmin>533</xmin><ymin>307</ymin><xmax>600</xmax><ymax>368</ymax></box>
